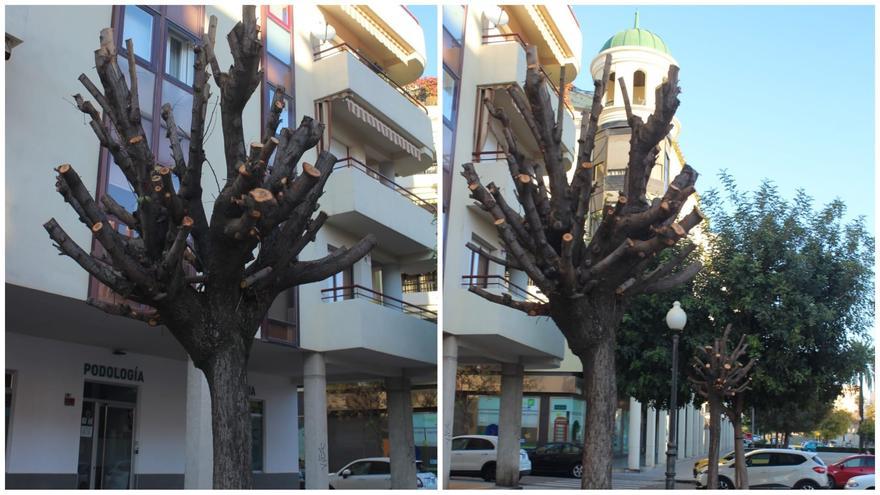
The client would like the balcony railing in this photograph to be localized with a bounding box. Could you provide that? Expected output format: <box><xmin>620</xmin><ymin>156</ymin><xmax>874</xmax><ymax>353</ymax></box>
<box><xmin>321</xmin><ymin>284</ymin><xmax>437</xmax><ymax>322</ymax></box>
<box><xmin>335</xmin><ymin>156</ymin><xmax>437</xmax><ymax>214</ymax></box>
<box><xmin>461</xmin><ymin>275</ymin><xmax>548</xmax><ymax>303</ymax></box>
<box><xmin>313</xmin><ymin>42</ymin><xmax>428</xmax><ymax>114</ymax></box>
<box><xmin>471</xmin><ymin>150</ymin><xmax>508</xmax><ymax>163</ymax></box>
<box><xmin>481</xmin><ymin>33</ymin><xmax>575</xmax><ymax>116</ymax></box>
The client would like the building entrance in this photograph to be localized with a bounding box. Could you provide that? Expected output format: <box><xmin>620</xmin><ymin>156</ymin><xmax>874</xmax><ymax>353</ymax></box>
<box><xmin>76</xmin><ymin>382</ymin><xmax>137</xmax><ymax>489</ymax></box>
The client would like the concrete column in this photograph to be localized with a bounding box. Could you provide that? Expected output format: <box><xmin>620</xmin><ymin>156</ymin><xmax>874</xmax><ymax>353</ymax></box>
<box><xmin>677</xmin><ymin>407</ymin><xmax>686</xmax><ymax>458</ymax></box>
<box><xmin>381</xmin><ymin>264</ymin><xmax>404</xmax><ymax>301</ymax></box>
<box><xmin>644</xmin><ymin>407</ymin><xmax>656</xmax><ymax>467</ymax></box>
<box><xmin>442</xmin><ymin>335</ymin><xmax>458</xmax><ymax>488</ymax></box>
<box><xmin>304</xmin><ymin>352</ymin><xmax>329</xmax><ymax>489</ymax></box>
<box><xmin>627</xmin><ymin>397</ymin><xmax>641</xmax><ymax>471</ymax></box>
<box><xmin>185</xmin><ymin>358</ymin><xmax>213</xmax><ymax>488</ymax></box>
<box><xmin>657</xmin><ymin>409</ymin><xmax>668</xmax><ymax>468</ymax></box>
<box><xmin>386</xmin><ymin>376</ymin><xmax>417</xmax><ymax>489</ymax></box>
<box><xmin>496</xmin><ymin>363</ymin><xmax>523</xmax><ymax>487</ymax></box>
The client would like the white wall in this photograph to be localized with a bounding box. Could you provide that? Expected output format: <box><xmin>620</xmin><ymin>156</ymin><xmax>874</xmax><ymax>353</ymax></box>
<box><xmin>5</xmin><ymin>333</ymin><xmax>187</xmax><ymax>475</ymax></box>
<box><xmin>248</xmin><ymin>371</ymin><xmax>300</xmax><ymax>474</ymax></box>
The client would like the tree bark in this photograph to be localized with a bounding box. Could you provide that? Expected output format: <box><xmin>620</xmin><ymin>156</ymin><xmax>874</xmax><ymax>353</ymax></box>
<box><xmin>707</xmin><ymin>394</ymin><xmax>721</xmax><ymax>489</ymax></box>
<box><xmin>201</xmin><ymin>334</ymin><xmax>253</xmax><ymax>489</ymax></box>
<box><xmin>783</xmin><ymin>431</ymin><xmax>790</xmax><ymax>448</ymax></box>
<box><xmin>731</xmin><ymin>397</ymin><xmax>748</xmax><ymax>489</ymax></box>
<box><xmin>559</xmin><ymin>296</ymin><xmax>623</xmax><ymax>490</ymax></box>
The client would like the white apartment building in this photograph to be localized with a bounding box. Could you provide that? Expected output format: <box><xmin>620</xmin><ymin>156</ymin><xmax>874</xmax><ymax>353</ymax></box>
<box><xmin>5</xmin><ymin>4</ymin><xmax>436</xmax><ymax>489</ymax></box>
<box><xmin>442</xmin><ymin>7</ymin><xmax>732</xmax><ymax>481</ymax></box>
<box><xmin>441</xmin><ymin>4</ymin><xmax>582</xmax><ymax>486</ymax></box>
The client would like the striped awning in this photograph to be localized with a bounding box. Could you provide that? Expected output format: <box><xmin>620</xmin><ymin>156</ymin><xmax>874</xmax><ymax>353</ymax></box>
<box><xmin>345</xmin><ymin>98</ymin><xmax>422</xmax><ymax>160</ymax></box>
<box><xmin>339</xmin><ymin>5</ymin><xmax>409</xmax><ymax>64</ymax></box>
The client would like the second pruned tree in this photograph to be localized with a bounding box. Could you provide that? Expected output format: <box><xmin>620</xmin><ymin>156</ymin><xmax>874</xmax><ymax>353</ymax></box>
<box><xmin>43</xmin><ymin>7</ymin><xmax>374</xmax><ymax>488</ymax></box>
<box><xmin>461</xmin><ymin>47</ymin><xmax>704</xmax><ymax>489</ymax></box>
<box><xmin>688</xmin><ymin>325</ymin><xmax>756</xmax><ymax>489</ymax></box>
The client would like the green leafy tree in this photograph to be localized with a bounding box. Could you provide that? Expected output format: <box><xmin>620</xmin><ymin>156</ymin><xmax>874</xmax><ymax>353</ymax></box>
<box><xmin>817</xmin><ymin>409</ymin><xmax>855</xmax><ymax>442</ymax></box>
<box><xmin>858</xmin><ymin>402</ymin><xmax>875</xmax><ymax>445</ymax></box>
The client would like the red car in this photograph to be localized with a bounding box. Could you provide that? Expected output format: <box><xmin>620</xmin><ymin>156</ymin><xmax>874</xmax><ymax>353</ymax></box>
<box><xmin>827</xmin><ymin>454</ymin><xmax>874</xmax><ymax>488</ymax></box>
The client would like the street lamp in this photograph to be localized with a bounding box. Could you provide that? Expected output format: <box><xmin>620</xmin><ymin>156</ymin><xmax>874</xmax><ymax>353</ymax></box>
<box><xmin>664</xmin><ymin>301</ymin><xmax>687</xmax><ymax>489</ymax></box>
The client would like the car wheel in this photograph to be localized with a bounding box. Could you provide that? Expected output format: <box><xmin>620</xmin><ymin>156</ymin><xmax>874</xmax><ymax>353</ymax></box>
<box><xmin>481</xmin><ymin>462</ymin><xmax>497</xmax><ymax>482</ymax></box>
<box><xmin>827</xmin><ymin>475</ymin><xmax>836</xmax><ymax>489</ymax></box>
<box><xmin>570</xmin><ymin>463</ymin><xmax>584</xmax><ymax>479</ymax></box>
<box><xmin>794</xmin><ymin>480</ymin><xmax>820</xmax><ymax>490</ymax></box>
<box><xmin>717</xmin><ymin>476</ymin><xmax>735</xmax><ymax>489</ymax></box>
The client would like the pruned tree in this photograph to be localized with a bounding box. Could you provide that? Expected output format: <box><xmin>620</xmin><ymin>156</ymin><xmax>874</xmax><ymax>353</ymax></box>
<box><xmin>43</xmin><ymin>7</ymin><xmax>374</xmax><ymax>488</ymax></box>
<box><xmin>689</xmin><ymin>325</ymin><xmax>756</xmax><ymax>489</ymax></box>
<box><xmin>460</xmin><ymin>46</ymin><xmax>704</xmax><ymax>489</ymax></box>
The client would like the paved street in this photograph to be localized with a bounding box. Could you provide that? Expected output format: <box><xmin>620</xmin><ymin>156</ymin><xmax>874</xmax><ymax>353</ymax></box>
<box><xmin>448</xmin><ymin>456</ymin><xmax>699</xmax><ymax>490</ymax></box>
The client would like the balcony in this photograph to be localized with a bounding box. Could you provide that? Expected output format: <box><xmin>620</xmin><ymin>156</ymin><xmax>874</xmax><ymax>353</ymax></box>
<box><xmin>322</xmin><ymin>157</ymin><xmax>435</xmax><ymax>256</ymax></box>
<box><xmin>444</xmin><ymin>274</ymin><xmax>563</xmax><ymax>368</ymax></box>
<box><xmin>321</xmin><ymin>284</ymin><xmax>436</xmax><ymax>322</ymax></box>
<box><xmin>476</xmin><ymin>34</ymin><xmax>575</xmax><ymax>166</ymax></box>
<box><xmin>311</xmin><ymin>44</ymin><xmax>434</xmax><ymax>175</ymax></box>
<box><xmin>299</xmin><ymin>286</ymin><xmax>436</xmax><ymax>365</ymax></box>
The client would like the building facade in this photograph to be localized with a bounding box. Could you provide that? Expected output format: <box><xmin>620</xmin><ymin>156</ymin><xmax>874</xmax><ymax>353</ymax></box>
<box><xmin>6</xmin><ymin>4</ymin><xmax>436</xmax><ymax>489</ymax></box>
<box><xmin>441</xmin><ymin>4</ymin><xmax>582</xmax><ymax>486</ymax></box>
<box><xmin>442</xmin><ymin>8</ymin><xmax>733</xmax><ymax>481</ymax></box>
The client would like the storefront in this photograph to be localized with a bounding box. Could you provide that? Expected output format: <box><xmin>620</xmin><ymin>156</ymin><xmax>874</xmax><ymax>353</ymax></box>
<box><xmin>5</xmin><ymin>332</ymin><xmax>300</xmax><ymax>489</ymax></box>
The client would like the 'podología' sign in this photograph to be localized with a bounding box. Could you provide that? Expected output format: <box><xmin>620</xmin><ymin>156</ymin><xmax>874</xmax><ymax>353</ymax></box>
<box><xmin>83</xmin><ymin>363</ymin><xmax>144</xmax><ymax>382</ymax></box>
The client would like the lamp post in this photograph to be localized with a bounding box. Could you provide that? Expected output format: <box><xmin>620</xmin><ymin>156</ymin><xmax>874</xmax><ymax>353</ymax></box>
<box><xmin>664</xmin><ymin>301</ymin><xmax>687</xmax><ymax>489</ymax></box>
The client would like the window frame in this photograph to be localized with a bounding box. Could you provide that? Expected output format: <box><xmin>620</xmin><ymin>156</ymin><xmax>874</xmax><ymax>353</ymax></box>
<box><xmin>90</xmin><ymin>5</ymin><xmax>204</xmax><ymax>305</ymax></box>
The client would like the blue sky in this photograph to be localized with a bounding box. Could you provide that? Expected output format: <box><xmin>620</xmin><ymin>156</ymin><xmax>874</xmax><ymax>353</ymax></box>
<box><xmin>571</xmin><ymin>6</ymin><xmax>875</xmax><ymax>233</ymax></box>
<box><xmin>409</xmin><ymin>5</ymin><xmax>438</xmax><ymax>78</ymax></box>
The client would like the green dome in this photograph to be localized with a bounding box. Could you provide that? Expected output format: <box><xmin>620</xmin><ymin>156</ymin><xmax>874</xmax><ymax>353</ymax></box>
<box><xmin>600</xmin><ymin>13</ymin><xmax>670</xmax><ymax>55</ymax></box>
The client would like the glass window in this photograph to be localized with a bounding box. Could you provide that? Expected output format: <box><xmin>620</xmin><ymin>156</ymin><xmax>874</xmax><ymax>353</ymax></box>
<box><xmin>347</xmin><ymin>461</ymin><xmax>372</xmax><ymax>476</ymax></box>
<box><xmin>443</xmin><ymin>68</ymin><xmax>458</xmax><ymax>124</ymax></box>
<box><xmin>467</xmin><ymin>438</ymin><xmax>494</xmax><ymax>450</ymax></box>
<box><xmin>413</xmin><ymin>412</ymin><xmax>437</xmax><ymax>447</ymax></box>
<box><xmin>442</xmin><ymin>5</ymin><xmax>465</xmax><ymax>46</ymax></box>
<box><xmin>864</xmin><ymin>457</ymin><xmax>875</xmax><ymax>468</ymax></box>
<box><xmin>123</xmin><ymin>6</ymin><xmax>154</xmax><ymax>63</ymax></box>
<box><xmin>268</xmin><ymin>5</ymin><xmax>290</xmax><ymax>26</ymax></box>
<box><xmin>266</xmin><ymin>20</ymin><xmax>292</xmax><ymax>63</ymax></box>
<box><xmin>166</xmin><ymin>30</ymin><xmax>195</xmax><ymax>86</ymax></box>
<box><xmin>747</xmin><ymin>453</ymin><xmax>771</xmax><ymax>466</ymax></box>
<box><xmin>842</xmin><ymin>457</ymin><xmax>862</xmax><ymax>468</ymax></box>
<box><xmin>368</xmin><ymin>461</ymin><xmax>391</xmax><ymax>475</ymax></box>
<box><xmin>325</xmin><ymin>245</ymin><xmax>354</xmax><ymax>301</ymax></box>
<box><xmin>250</xmin><ymin>400</ymin><xmax>264</xmax><ymax>471</ymax></box>
<box><xmin>451</xmin><ymin>437</ymin><xmax>469</xmax><ymax>450</ymax></box>
<box><xmin>522</xmin><ymin>397</ymin><xmax>540</xmax><ymax>448</ymax></box>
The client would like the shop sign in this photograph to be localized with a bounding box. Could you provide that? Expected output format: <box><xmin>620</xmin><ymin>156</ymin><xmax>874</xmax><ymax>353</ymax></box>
<box><xmin>554</xmin><ymin>404</ymin><xmax>568</xmax><ymax>411</ymax></box>
<box><xmin>83</xmin><ymin>363</ymin><xmax>144</xmax><ymax>382</ymax></box>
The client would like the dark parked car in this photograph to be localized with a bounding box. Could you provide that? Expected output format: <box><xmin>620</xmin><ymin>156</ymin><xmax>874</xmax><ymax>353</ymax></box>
<box><xmin>527</xmin><ymin>442</ymin><xmax>584</xmax><ymax>478</ymax></box>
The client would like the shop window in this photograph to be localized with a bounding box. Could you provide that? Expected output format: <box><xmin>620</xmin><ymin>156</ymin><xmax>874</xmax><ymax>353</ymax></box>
<box><xmin>475</xmin><ymin>396</ymin><xmax>541</xmax><ymax>449</ymax></box>
<box><xmin>633</xmin><ymin>70</ymin><xmax>646</xmax><ymax>105</ymax></box>
<box><xmin>250</xmin><ymin>400</ymin><xmax>264</xmax><ymax>472</ymax></box>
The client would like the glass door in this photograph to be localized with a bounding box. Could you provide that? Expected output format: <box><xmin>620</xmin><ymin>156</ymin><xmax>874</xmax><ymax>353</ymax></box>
<box><xmin>95</xmin><ymin>404</ymin><xmax>135</xmax><ymax>489</ymax></box>
<box><xmin>77</xmin><ymin>380</ymin><xmax>137</xmax><ymax>490</ymax></box>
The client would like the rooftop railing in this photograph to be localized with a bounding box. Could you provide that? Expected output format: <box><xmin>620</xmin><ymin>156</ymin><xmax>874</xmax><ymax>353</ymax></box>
<box><xmin>334</xmin><ymin>156</ymin><xmax>436</xmax><ymax>214</ymax></box>
<box><xmin>313</xmin><ymin>42</ymin><xmax>428</xmax><ymax>114</ymax></box>
<box><xmin>321</xmin><ymin>284</ymin><xmax>438</xmax><ymax>322</ymax></box>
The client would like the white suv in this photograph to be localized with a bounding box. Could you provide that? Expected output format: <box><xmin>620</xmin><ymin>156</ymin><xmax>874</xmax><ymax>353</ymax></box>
<box><xmin>696</xmin><ymin>448</ymin><xmax>828</xmax><ymax>489</ymax></box>
<box><xmin>450</xmin><ymin>435</ymin><xmax>531</xmax><ymax>481</ymax></box>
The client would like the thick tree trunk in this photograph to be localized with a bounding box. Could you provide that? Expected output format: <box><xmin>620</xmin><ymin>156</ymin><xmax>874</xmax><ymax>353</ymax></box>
<box><xmin>731</xmin><ymin>396</ymin><xmax>748</xmax><ymax>489</ymax></box>
<box><xmin>707</xmin><ymin>394</ymin><xmax>721</xmax><ymax>489</ymax></box>
<box><xmin>201</xmin><ymin>336</ymin><xmax>253</xmax><ymax>489</ymax></box>
<box><xmin>577</xmin><ymin>335</ymin><xmax>617</xmax><ymax>489</ymax></box>
<box><xmin>858</xmin><ymin>373</ymin><xmax>865</xmax><ymax>453</ymax></box>
<box><xmin>783</xmin><ymin>431</ymin><xmax>790</xmax><ymax>448</ymax></box>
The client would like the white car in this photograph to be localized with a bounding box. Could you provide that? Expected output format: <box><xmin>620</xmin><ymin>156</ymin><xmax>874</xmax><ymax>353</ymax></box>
<box><xmin>450</xmin><ymin>435</ymin><xmax>531</xmax><ymax>481</ymax></box>
<box><xmin>846</xmin><ymin>473</ymin><xmax>876</xmax><ymax>490</ymax></box>
<box><xmin>328</xmin><ymin>457</ymin><xmax>436</xmax><ymax>489</ymax></box>
<box><xmin>696</xmin><ymin>448</ymin><xmax>828</xmax><ymax>489</ymax></box>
